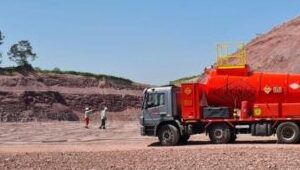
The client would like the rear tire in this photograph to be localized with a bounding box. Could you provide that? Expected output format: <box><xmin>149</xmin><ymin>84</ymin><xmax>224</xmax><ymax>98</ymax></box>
<box><xmin>158</xmin><ymin>124</ymin><xmax>180</xmax><ymax>146</ymax></box>
<box><xmin>276</xmin><ymin>122</ymin><xmax>300</xmax><ymax>144</ymax></box>
<box><xmin>209</xmin><ymin>123</ymin><xmax>232</xmax><ymax>144</ymax></box>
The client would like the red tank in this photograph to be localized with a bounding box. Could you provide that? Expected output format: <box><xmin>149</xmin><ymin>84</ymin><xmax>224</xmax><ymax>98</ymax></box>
<box><xmin>181</xmin><ymin>66</ymin><xmax>300</xmax><ymax>120</ymax></box>
<box><xmin>203</xmin><ymin>66</ymin><xmax>300</xmax><ymax>118</ymax></box>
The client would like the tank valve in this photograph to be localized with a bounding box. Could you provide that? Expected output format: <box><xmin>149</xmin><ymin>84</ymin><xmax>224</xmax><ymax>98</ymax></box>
<box><xmin>233</xmin><ymin>109</ymin><xmax>241</xmax><ymax>119</ymax></box>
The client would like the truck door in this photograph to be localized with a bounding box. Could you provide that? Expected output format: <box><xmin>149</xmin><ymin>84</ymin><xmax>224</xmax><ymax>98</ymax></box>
<box><xmin>143</xmin><ymin>91</ymin><xmax>168</xmax><ymax>127</ymax></box>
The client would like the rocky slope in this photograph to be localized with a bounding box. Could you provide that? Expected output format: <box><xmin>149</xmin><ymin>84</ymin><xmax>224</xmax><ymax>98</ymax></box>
<box><xmin>246</xmin><ymin>15</ymin><xmax>300</xmax><ymax>73</ymax></box>
<box><xmin>174</xmin><ymin>15</ymin><xmax>300</xmax><ymax>84</ymax></box>
<box><xmin>0</xmin><ymin>70</ymin><xmax>145</xmax><ymax>122</ymax></box>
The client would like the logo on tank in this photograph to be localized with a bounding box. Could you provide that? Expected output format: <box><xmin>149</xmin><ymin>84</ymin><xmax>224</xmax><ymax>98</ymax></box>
<box><xmin>263</xmin><ymin>85</ymin><xmax>272</xmax><ymax>94</ymax></box>
<box><xmin>289</xmin><ymin>83</ymin><xmax>300</xmax><ymax>90</ymax></box>
<box><xmin>253</xmin><ymin>107</ymin><xmax>262</xmax><ymax>117</ymax></box>
<box><xmin>184</xmin><ymin>87</ymin><xmax>193</xmax><ymax>95</ymax></box>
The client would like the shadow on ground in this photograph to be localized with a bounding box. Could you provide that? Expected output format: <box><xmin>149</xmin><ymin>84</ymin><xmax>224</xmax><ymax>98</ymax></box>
<box><xmin>148</xmin><ymin>140</ymin><xmax>278</xmax><ymax>147</ymax></box>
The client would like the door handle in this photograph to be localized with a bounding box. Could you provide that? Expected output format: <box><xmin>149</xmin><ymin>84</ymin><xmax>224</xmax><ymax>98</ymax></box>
<box><xmin>160</xmin><ymin>112</ymin><xmax>167</xmax><ymax>116</ymax></box>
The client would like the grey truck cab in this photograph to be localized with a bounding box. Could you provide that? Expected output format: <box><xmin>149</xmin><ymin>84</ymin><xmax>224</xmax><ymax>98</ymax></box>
<box><xmin>139</xmin><ymin>86</ymin><xmax>191</xmax><ymax>146</ymax></box>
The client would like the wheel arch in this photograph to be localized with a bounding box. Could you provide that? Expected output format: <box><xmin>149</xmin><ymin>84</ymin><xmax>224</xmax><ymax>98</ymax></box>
<box><xmin>271</xmin><ymin>121</ymin><xmax>300</xmax><ymax>134</ymax></box>
<box><xmin>273</xmin><ymin>121</ymin><xmax>300</xmax><ymax>128</ymax></box>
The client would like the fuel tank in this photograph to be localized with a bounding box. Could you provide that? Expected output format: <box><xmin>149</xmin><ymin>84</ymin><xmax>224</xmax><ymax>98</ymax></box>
<box><xmin>202</xmin><ymin>66</ymin><xmax>300</xmax><ymax>109</ymax></box>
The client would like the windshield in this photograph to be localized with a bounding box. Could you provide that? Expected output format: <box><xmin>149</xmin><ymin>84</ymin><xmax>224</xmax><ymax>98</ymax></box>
<box><xmin>142</xmin><ymin>91</ymin><xmax>166</xmax><ymax>109</ymax></box>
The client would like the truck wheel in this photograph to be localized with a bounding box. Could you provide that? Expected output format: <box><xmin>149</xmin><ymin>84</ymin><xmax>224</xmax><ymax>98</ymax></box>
<box><xmin>179</xmin><ymin>134</ymin><xmax>190</xmax><ymax>144</ymax></box>
<box><xmin>158</xmin><ymin>124</ymin><xmax>180</xmax><ymax>146</ymax></box>
<box><xmin>209</xmin><ymin>123</ymin><xmax>231</xmax><ymax>144</ymax></box>
<box><xmin>276</xmin><ymin>122</ymin><xmax>300</xmax><ymax>144</ymax></box>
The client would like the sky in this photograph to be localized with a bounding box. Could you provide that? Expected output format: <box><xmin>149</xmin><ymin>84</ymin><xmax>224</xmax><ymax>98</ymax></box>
<box><xmin>0</xmin><ymin>0</ymin><xmax>300</xmax><ymax>85</ymax></box>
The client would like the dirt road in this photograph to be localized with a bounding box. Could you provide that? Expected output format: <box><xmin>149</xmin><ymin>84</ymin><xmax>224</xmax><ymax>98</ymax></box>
<box><xmin>1</xmin><ymin>121</ymin><xmax>300</xmax><ymax>169</ymax></box>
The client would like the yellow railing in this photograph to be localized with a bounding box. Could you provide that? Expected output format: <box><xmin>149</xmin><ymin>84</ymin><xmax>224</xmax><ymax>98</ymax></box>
<box><xmin>216</xmin><ymin>43</ymin><xmax>247</xmax><ymax>68</ymax></box>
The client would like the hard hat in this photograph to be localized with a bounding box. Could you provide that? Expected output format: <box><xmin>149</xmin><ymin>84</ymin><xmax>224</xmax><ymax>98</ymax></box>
<box><xmin>85</xmin><ymin>107</ymin><xmax>90</xmax><ymax>111</ymax></box>
<box><xmin>104</xmin><ymin>107</ymin><xmax>108</xmax><ymax>110</ymax></box>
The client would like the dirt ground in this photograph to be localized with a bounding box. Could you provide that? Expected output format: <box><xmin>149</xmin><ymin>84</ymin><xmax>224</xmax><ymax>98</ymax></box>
<box><xmin>1</xmin><ymin>121</ymin><xmax>300</xmax><ymax>170</ymax></box>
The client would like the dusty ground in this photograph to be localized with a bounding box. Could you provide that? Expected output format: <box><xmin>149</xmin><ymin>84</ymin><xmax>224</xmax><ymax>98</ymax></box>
<box><xmin>1</xmin><ymin>121</ymin><xmax>300</xmax><ymax>170</ymax></box>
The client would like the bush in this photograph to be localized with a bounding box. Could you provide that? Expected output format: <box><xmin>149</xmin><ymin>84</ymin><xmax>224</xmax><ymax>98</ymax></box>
<box><xmin>52</xmin><ymin>67</ymin><xmax>62</xmax><ymax>73</ymax></box>
<box><xmin>34</xmin><ymin>67</ymin><xmax>42</xmax><ymax>72</ymax></box>
<box><xmin>36</xmin><ymin>68</ymin><xmax>133</xmax><ymax>84</ymax></box>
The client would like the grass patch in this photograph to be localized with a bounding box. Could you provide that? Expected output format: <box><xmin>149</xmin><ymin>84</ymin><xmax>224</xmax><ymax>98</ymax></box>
<box><xmin>36</xmin><ymin>68</ymin><xmax>133</xmax><ymax>84</ymax></box>
<box><xmin>169</xmin><ymin>75</ymin><xmax>199</xmax><ymax>85</ymax></box>
<box><xmin>0</xmin><ymin>65</ymin><xmax>133</xmax><ymax>84</ymax></box>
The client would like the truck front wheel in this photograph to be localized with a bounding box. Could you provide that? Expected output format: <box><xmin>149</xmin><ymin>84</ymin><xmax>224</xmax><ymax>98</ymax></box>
<box><xmin>158</xmin><ymin>124</ymin><xmax>180</xmax><ymax>146</ymax></box>
<box><xmin>276</xmin><ymin>122</ymin><xmax>300</xmax><ymax>144</ymax></box>
<box><xmin>209</xmin><ymin>123</ymin><xmax>231</xmax><ymax>144</ymax></box>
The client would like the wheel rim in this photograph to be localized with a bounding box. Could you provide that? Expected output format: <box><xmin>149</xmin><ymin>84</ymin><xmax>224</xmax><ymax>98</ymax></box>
<box><xmin>162</xmin><ymin>128</ymin><xmax>173</xmax><ymax>143</ymax></box>
<box><xmin>281</xmin><ymin>126</ymin><xmax>296</xmax><ymax>140</ymax></box>
<box><xmin>214</xmin><ymin>129</ymin><xmax>224</xmax><ymax>139</ymax></box>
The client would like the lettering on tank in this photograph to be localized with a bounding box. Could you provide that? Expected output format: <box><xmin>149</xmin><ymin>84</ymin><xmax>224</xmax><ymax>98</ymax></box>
<box><xmin>273</xmin><ymin>86</ymin><xmax>283</xmax><ymax>94</ymax></box>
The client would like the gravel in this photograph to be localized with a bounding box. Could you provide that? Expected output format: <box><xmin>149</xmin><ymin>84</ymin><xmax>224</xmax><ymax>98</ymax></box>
<box><xmin>1</xmin><ymin>146</ymin><xmax>300</xmax><ymax>170</ymax></box>
<box><xmin>0</xmin><ymin>122</ymin><xmax>299</xmax><ymax>170</ymax></box>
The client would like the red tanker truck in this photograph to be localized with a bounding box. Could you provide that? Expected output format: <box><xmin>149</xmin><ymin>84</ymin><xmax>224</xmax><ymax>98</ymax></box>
<box><xmin>140</xmin><ymin>48</ymin><xmax>300</xmax><ymax>146</ymax></box>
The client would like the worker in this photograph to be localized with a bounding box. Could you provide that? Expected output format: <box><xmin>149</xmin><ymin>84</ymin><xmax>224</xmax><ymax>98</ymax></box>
<box><xmin>84</xmin><ymin>107</ymin><xmax>93</xmax><ymax>128</ymax></box>
<box><xmin>99</xmin><ymin>107</ymin><xmax>108</xmax><ymax>129</ymax></box>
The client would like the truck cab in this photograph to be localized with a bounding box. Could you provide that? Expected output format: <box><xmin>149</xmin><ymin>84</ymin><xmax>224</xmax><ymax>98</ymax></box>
<box><xmin>140</xmin><ymin>86</ymin><xmax>189</xmax><ymax>145</ymax></box>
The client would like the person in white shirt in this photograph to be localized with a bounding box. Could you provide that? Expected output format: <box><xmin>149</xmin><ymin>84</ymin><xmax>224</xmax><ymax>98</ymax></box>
<box><xmin>99</xmin><ymin>107</ymin><xmax>108</xmax><ymax>129</ymax></box>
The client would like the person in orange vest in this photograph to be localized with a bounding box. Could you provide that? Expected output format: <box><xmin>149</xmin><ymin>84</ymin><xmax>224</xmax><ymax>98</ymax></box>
<box><xmin>84</xmin><ymin>107</ymin><xmax>94</xmax><ymax>128</ymax></box>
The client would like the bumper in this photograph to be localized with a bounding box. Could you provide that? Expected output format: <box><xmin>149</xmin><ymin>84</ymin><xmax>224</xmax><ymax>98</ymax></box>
<box><xmin>140</xmin><ymin>126</ymin><xmax>146</xmax><ymax>136</ymax></box>
<box><xmin>139</xmin><ymin>116</ymin><xmax>144</xmax><ymax>126</ymax></box>
<box><xmin>140</xmin><ymin>126</ymin><xmax>155</xmax><ymax>136</ymax></box>
<box><xmin>139</xmin><ymin>116</ymin><xmax>155</xmax><ymax>136</ymax></box>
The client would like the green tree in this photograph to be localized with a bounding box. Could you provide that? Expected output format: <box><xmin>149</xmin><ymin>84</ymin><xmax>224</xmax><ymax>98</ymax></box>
<box><xmin>0</xmin><ymin>31</ymin><xmax>4</xmax><ymax>64</ymax></box>
<box><xmin>8</xmin><ymin>40</ymin><xmax>37</xmax><ymax>66</ymax></box>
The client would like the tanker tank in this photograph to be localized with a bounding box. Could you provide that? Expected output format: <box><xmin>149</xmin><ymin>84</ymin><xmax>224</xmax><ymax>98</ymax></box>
<box><xmin>201</xmin><ymin>66</ymin><xmax>300</xmax><ymax>118</ymax></box>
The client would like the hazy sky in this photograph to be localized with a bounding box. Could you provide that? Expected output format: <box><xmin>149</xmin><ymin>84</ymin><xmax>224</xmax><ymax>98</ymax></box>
<box><xmin>0</xmin><ymin>0</ymin><xmax>300</xmax><ymax>85</ymax></box>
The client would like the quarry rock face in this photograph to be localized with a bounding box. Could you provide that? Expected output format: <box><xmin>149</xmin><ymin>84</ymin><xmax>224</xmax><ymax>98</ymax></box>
<box><xmin>176</xmin><ymin>15</ymin><xmax>300</xmax><ymax>85</ymax></box>
<box><xmin>0</xmin><ymin>73</ymin><xmax>144</xmax><ymax>122</ymax></box>
<box><xmin>65</xmin><ymin>94</ymin><xmax>142</xmax><ymax>112</ymax></box>
<box><xmin>5</xmin><ymin>15</ymin><xmax>300</xmax><ymax>122</ymax></box>
<box><xmin>247</xmin><ymin>16</ymin><xmax>300</xmax><ymax>73</ymax></box>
